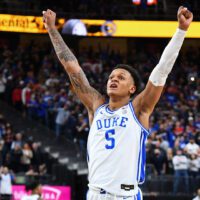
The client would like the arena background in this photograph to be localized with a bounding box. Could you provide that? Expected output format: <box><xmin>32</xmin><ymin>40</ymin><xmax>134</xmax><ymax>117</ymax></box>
<box><xmin>0</xmin><ymin>0</ymin><xmax>199</xmax><ymax>200</ymax></box>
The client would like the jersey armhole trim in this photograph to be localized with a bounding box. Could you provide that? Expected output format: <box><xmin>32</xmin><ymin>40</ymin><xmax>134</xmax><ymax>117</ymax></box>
<box><xmin>129</xmin><ymin>102</ymin><xmax>149</xmax><ymax>135</ymax></box>
<box><xmin>94</xmin><ymin>103</ymin><xmax>106</xmax><ymax>117</ymax></box>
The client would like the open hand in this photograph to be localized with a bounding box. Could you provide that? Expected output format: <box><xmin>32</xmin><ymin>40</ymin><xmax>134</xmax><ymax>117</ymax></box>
<box><xmin>177</xmin><ymin>6</ymin><xmax>193</xmax><ymax>31</ymax></box>
<box><xmin>42</xmin><ymin>9</ymin><xmax>56</xmax><ymax>30</ymax></box>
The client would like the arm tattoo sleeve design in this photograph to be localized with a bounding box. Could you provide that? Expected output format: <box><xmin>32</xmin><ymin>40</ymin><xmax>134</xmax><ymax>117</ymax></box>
<box><xmin>48</xmin><ymin>29</ymin><xmax>77</xmax><ymax>63</ymax></box>
<box><xmin>69</xmin><ymin>70</ymin><xmax>102</xmax><ymax>99</ymax></box>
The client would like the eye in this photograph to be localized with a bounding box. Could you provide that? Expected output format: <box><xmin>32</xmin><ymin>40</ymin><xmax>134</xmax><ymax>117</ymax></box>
<box><xmin>118</xmin><ymin>75</ymin><xmax>125</xmax><ymax>80</ymax></box>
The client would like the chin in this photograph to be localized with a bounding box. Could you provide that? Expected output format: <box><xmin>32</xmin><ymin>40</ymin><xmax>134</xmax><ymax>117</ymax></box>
<box><xmin>107</xmin><ymin>90</ymin><xmax>120</xmax><ymax>97</ymax></box>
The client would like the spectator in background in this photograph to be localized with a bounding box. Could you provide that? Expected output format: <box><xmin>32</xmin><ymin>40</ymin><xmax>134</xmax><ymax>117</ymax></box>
<box><xmin>0</xmin><ymin>72</ymin><xmax>6</xmax><ymax>100</ymax></box>
<box><xmin>55</xmin><ymin>103</ymin><xmax>70</xmax><ymax>138</ymax></box>
<box><xmin>12</xmin><ymin>82</ymin><xmax>23</xmax><ymax>111</ymax></box>
<box><xmin>11</xmin><ymin>132</ymin><xmax>23</xmax><ymax>150</ymax></box>
<box><xmin>193</xmin><ymin>188</ymin><xmax>200</xmax><ymax>200</ymax></box>
<box><xmin>2</xmin><ymin>124</ymin><xmax>13</xmax><ymax>165</ymax></box>
<box><xmin>10</xmin><ymin>144</ymin><xmax>23</xmax><ymax>173</ymax></box>
<box><xmin>31</xmin><ymin>142</ymin><xmax>44</xmax><ymax>172</ymax></box>
<box><xmin>151</xmin><ymin>141</ymin><xmax>167</xmax><ymax>175</ymax></box>
<box><xmin>166</xmin><ymin>148</ymin><xmax>174</xmax><ymax>174</ymax></box>
<box><xmin>189</xmin><ymin>153</ymin><xmax>199</xmax><ymax>178</ymax></box>
<box><xmin>0</xmin><ymin>166</ymin><xmax>14</xmax><ymax>200</ymax></box>
<box><xmin>172</xmin><ymin>149</ymin><xmax>189</xmax><ymax>194</ymax></box>
<box><xmin>21</xmin><ymin>82</ymin><xmax>32</xmax><ymax>116</ymax></box>
<box><xmin>22</xmin><ymin>180</ymin><xmax>43</xmax><ymax>200</ymax></box>
<box><xmin>185</xmin><ymin>136</ymin><xmax>199</xmax><ymax>156</ymax></box>
<box><xmin>75</xmin><ymin>114</ymin><xmax>89</xmax><ymax>157</ymax></box>
<box><xmin>21</xmin><ymin>143</ymin><xmax>33</xmax><ymax>172</ymax></box>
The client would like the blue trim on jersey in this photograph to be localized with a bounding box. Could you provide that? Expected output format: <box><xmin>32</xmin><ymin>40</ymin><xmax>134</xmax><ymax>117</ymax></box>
<box><xmin>136</xmin><ymin>130</ymin><xmax>147</xmax><ymax>184</ymax></box>
<box><xmin>137</xmin><ymin>189</ymin><xmax>141</xmax><ymax>200</ymax></box>
<box><xmin>138</xmin><ymin>132</ymin><xmax>147</xmax><ymax>184</ymax></box>
<box><xmin>94</xmin><ymin>103</ymin><xmax>106</xmax><ymax>117</ymax></box>
<box><xmin>87</xmin><ymin>149</ymin><xmax>89</xmax><ymax>163</ymax></box>
<box><xmin>105</xmin><ymin>105</ymin><xmax>115</xmax><ymax>114</ymax></box>
<box><xmin>136</xmin><ymin>131</ymin><xmax>143</xmax><ymax>181</ymax></box>
<box><xmin>129</xmin><ymin>102</ymin><xmax>149</xmax><ymax>135</ymax></box>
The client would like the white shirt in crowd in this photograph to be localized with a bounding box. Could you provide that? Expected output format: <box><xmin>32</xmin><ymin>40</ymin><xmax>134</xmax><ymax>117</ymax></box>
<box><xmin>0</xmin><ymin>76</ymin><xmax>6</xmax><ymax>93</ymax></box>
<box><xmin>0</xmin><ymin>174</ymin><xmax>12</xmax><ymax>194</ymax></box>
<box><xmin>55</xmin><ymin>108</ymin><xmax>69</xmax><ymax>125</ymax></box>
<box><xmin>21</xmin><ymin>194</ymin><xmax>40</xmax><ymax>200</ymax></box>
<box><xmin>193</xmin><ymin>196</ymin><xmax>200</xmax><ymax>200</ymax></box>
<box><xmin>185</xmin><ymin>142</ymin><xmax>199</xmax><ymax>155</ymax></box>
<box><xmin>172</xmin><ymin>155</ymin><xmax>188</xmax><ymax>170</ymax></box>
<box><xmin>189</xmin><ymin>158</ymin><xmax>199</xmax><ymax>172</ymax></box>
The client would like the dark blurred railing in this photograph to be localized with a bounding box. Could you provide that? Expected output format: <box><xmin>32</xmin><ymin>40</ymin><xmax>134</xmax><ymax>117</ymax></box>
<box><xmin>0</xmin><ymin>1</ymin><xmax>199</xmax><ymax>20</ymax></box>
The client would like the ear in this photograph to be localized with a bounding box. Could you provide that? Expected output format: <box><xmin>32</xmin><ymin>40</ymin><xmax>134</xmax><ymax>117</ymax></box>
<box><xmin>129</xmin><ymin>85</ymin><xmax>136</xmax><ymax>95</ymax></box>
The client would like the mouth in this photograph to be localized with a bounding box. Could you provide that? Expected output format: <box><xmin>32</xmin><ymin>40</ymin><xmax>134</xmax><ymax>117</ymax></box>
<box><xmin>109</xmin><ymin>83</ymin><xmax>118</xmax><ymax>89</ymax></box>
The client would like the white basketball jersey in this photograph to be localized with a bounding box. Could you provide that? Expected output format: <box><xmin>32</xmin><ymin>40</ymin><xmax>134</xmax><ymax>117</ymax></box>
<box><xmin>87</xmin><ymin>102</ymin><xmax>149</xmax><ymax>196</ymax></box>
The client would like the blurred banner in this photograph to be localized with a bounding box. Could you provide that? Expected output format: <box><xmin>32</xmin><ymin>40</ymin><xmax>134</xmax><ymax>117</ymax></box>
<box><xmin>0</xmin><ymin>14</ymin><xmax>200</xmax><ymax>38</ymax></box>
<box><xmin>12</xmin><ymin>185</ymin><xmax>71</xmax><ymax>200</ymax></box>
<box><xmin>64</xmin><ymin>19</ymin><xmax>200</xmax><ymax>38</ymax></box>
<box><xmin>0</xmin><ymin>14</ymin><xmax>64</xmax><ymax>33</ymax></box>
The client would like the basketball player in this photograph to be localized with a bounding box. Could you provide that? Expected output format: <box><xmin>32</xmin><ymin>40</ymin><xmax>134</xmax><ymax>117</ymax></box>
<box><xmin>42</xmin><ymin>6</ymin><xmax>193</xmax><ymax>200</ymax></box>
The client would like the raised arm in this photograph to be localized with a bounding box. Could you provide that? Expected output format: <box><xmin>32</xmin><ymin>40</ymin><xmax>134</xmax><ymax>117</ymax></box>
<box><xmin>42</xmin><ymin>10</ymin><xmax>104</xmax><ymax>116</ymax></box>
<box><xmin>133</xmin><ymin>6</ymin><xmax>193</xmax><ymax>128</ymax></box>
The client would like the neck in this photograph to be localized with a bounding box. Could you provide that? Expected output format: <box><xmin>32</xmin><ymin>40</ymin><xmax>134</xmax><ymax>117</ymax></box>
<box><xmin>108</xmin><ymin>96</ymin><xmax>130</xmax><ymax>110</ymax></box>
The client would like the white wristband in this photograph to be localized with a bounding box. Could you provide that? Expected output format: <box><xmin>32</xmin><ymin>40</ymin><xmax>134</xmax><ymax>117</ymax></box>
<box><xmin>149</xmin><ymin>28</ymin><xmax>186</xmax><ymax>86</ymax></box>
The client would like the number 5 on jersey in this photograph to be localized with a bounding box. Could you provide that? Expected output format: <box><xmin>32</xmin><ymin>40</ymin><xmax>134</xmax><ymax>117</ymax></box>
<box><xmin>105</xmin><ymin>129</ymin><xmax>115</xmax><ymax>149</ymax></box>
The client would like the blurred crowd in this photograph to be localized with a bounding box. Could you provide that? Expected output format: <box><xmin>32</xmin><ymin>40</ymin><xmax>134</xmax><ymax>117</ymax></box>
<box><xmin>0</xmin><ymin>38</ymin><xmax>199</xmax><ymax>183</ymax></box>
<box><xmin>0</xmin><ymin>112</ymin><xmax>48</xmax><ymax>177</ymax></box>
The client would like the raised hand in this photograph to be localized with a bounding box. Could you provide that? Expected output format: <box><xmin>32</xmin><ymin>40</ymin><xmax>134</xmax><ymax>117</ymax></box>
<box><xmin>42</xmin><ymin>9</ymin><xmax>56</xmax><ymax>30</ymax></box>
<box><xmin>177</xmin><ymin>6</ymin><xmax>193</xmax><ymax>31</ymax></box>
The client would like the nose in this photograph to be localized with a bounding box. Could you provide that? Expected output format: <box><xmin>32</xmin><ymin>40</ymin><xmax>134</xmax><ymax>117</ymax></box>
<box><xmin>110</xmin><ymin>77</ymin><xmax>118</xmax><ymax>83</ymax></box>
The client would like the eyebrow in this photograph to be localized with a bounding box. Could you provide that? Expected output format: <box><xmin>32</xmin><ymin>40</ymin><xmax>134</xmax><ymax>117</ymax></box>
<box><xmin>110</xmin><ymin>72</ymin><xmax>126</xmax><ymax>77</ymax></box>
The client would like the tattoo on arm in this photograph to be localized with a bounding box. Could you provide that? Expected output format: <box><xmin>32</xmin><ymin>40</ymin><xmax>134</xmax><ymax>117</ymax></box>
<box><xmin>48</xmin><ymin>29</ymin><xmax>77</xmax><ymax>63</ymax></box>
<box><xmin>69</xmin><ymin>70</ymin><xmax>102</xmax><ymax>100</ymax></box>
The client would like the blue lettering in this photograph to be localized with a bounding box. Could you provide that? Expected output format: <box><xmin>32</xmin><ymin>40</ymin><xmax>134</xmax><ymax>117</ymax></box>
<box><xmin>112</xmin><ymin>117</ymin><xmax>119</xmax><ymax>127</ymax></box>
<box><xmin>96</xmin><ymin>120</ymin><xmax>102</xmax><ymax>130</ymax></box>
<box><xmin>104</xmin><ymin>118</ymin><xmax>111</xmax><ymax>128</ymax></box>
<box><xmin>119</xmin><ymin>117</ymin><xmax>128</xmax><ymax>127</ymax></box>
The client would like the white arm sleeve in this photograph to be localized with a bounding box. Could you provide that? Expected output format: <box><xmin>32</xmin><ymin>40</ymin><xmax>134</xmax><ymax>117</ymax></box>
<box><xmin>149</xmin><ymin>28</ymin><xmax>186</xmax><ymax>86</ymax></box>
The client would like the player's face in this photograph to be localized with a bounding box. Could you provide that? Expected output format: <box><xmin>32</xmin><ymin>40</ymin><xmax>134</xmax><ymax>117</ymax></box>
<box><xmin>107</xmin><ymin>69</ymin><xmax>136</xmax><ymax>98</ymax></box>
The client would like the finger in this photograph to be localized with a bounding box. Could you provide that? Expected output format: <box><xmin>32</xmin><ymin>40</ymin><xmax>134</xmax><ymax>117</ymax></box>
<box><xmin>185</xmin><ymin>10</ymin><xmax>193</xmax><ymax>19</ymax></box>
<box><xmin>178</xmin><ymin>6</ymin><xmax>184</xmax><ymax>13</ymax></box>
<box><xmin>47</xmin><ymin>9</ymin><xmax>56</xmax><ymax>16</ymax></box>
<box><xmin>178</xmin><ymin>7</ymin><xmax>188</xmax><ymax>18</ymax></box>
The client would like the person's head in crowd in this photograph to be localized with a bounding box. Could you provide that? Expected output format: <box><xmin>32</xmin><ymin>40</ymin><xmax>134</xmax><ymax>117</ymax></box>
<box><xmin>175</xmin><ymin>149</ymin><xmax>183</xmax><ymax>156</ymax></box>
<box><xmin>25</xmin><ymin>180</ymin><xmax>42</xmax><ymax>196</ymax></box>
<box><xmin>32</xmin><ymin>142</ymin><xmax>40</xmax><ymax>151</ymax></box>
<box><xmin>23</xmin><ymin>143</ymin><xmax>31</xmax><ymax>150</ymax></box>
<box><xmin>196</xmin><ymin>188</ymin><xmax>200</xmax><ymax>197</ymax></box>
<box><xmin>1</xmin><ymin>166</ymin><xmax>9</xmax><ymax>174</ymax></box>
<box><xmin>189</xmin><ymin>136</ymin><xmax>195</xmax><ymax>144</ymax></box>
<box><xmin>190</xmin><ymin>153</ymin><xmax>197</xmax><ymax>160</ymax></box>
<box><xmin>15</xmin><ymin>133</ymin><xmax>22</xmax><ymax>141</ymax></box>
